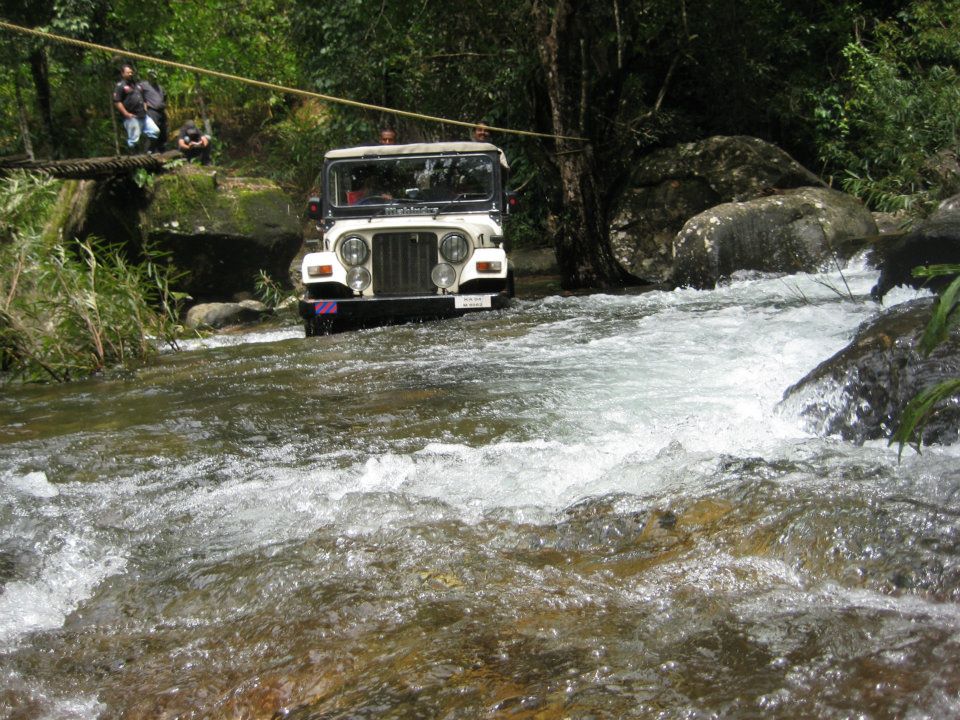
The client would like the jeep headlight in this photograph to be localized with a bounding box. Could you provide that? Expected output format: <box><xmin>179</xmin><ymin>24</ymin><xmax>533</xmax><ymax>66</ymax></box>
<box><xmin>431</xmin><ymin>263</ymin><xmax>456</xmax><ymax>289</ymax></box>
<box><xmin>340</xmin><ymin>236</ymin><xmax>369</xmax><ymax>266</ymax></box>
<box><xmin>346</xmin><ymin>266</ymin><xmax>371</xmax><ymax>291</ymax></box>
<box><xmin>440</xmin><ymin>233</ymin><xmax>470</xmax><ymax>263</ymax></box>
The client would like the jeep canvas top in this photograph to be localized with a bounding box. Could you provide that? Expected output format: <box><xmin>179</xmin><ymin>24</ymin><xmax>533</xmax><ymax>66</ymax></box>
<box><xmin>298</xmin><ymin>141</ymin><xmax>515</xmax><ymax>335</ymax></box>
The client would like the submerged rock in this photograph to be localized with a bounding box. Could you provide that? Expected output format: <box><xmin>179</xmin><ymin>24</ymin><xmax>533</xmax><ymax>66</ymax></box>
<box><xmin>781</xmin><ymin>298</ymin><xmax>960</xmax><ymax>446</ymax></box>
<box><xmin>672</xmin><ymin>187</ymin><xmax>877</xmax><ymax>289</ymax></box>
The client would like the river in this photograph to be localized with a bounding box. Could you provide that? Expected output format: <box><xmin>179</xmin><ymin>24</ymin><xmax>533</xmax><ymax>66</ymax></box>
<box><xmin>1</xmin><ymin>261</ymin><xmax>958</xmax><ymax>719</ymax></box>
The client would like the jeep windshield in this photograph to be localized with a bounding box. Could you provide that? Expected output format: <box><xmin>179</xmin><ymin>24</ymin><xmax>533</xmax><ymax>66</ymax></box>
<box><xmin>327</xmin><ymin>153</ymin><xmax>496</xmax><ymax>213</ymax></box>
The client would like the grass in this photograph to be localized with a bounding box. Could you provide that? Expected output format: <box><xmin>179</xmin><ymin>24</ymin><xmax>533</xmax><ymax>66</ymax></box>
<box><xmin>0</xmin><ymin>172</ymin><xmax>185</xmax><ymax>383</ymax></box>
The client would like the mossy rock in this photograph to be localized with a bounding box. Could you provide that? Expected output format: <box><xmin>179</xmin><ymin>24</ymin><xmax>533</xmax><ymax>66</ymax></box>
<box><xmin>612</xmin><ymin>135</ymin><xmax>826</xmax><ymax>284</ymax></box>
<box><xmin>141</xmin><ymin>167</ymin><xmax>301</xmax><ymax>300</ymax></box>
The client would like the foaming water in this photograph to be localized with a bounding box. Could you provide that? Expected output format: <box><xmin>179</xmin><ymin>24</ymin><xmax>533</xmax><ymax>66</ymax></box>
<box><xmin>2</xmin><ymin>263</ymin><xmax>959</xmax><ymax>718</ymax></box>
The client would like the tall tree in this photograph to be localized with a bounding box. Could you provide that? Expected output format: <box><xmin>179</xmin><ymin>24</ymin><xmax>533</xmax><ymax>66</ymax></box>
<box><xmin>531</xmin><ymin>0</ymin><xmax>690</xmax><ymax>287</ymax></box>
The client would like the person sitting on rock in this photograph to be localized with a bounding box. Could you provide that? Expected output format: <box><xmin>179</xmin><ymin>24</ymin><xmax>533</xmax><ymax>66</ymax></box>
<box><xmin>177</xmin><ymin>121</ymin><xmax>212</xmax><ymax>165</ymax></box>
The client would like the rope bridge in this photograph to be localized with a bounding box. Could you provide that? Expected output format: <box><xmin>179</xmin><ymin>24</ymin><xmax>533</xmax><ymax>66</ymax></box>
<box><xmin>0</xmin><ymin>150</ymin><xmax>183</xmax><ymax>179</ymax></box>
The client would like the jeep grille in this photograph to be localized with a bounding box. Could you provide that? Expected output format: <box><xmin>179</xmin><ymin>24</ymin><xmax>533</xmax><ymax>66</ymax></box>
<box><xmin>372</xmin><ymin>233</ymin><xmax>438</xmax><ymax>295</ymax></box>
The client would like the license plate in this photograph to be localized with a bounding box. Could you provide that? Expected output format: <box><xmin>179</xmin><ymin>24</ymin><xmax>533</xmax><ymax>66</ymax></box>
<box><xmin>454</xmin><ymin>295</ymin><xmax>491</xmax><ymax>309</ymax></box>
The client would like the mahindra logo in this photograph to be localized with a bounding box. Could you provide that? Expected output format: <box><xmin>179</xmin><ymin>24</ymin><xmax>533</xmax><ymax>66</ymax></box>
<box><xmin>383</xmin><ymin>206</ymin><xmax>439</xmax><ymax>216</ymax></box>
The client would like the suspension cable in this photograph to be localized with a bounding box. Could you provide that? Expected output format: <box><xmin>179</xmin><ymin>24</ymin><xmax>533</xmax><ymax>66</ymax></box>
<box><xmin>0</xmin><ymin>19</ymin><xmax>586</xmax><ymax>143</ymax></box>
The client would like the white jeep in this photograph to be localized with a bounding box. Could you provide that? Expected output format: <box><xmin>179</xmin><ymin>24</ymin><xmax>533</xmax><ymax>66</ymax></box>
<box><xmin>298</xmin><ymin>141</ymin><xmax>515</xmax><ymax>336</ymax></box>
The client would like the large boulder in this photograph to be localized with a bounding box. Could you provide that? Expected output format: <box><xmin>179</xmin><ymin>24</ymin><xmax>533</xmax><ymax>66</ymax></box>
<box><xmin>611</xmin><ymin>136</ymin><xmax>825</xmax><ymax>283</ymax></box>
<box><xmin>871</xmin><ymin>202</ymin><xmax>960</xmax><ymax>300</ymax></box>
<box><xmin>49</xmin><ymin>169</ymin><xmax>302</xmax><ymax>303</ymax></box>
<box><xmin>672</xmin><ymin>187</ymin><xmax>878</xmax><ymax>289</ymax></box>
<box><xmin>781</xmin><ymin>298</ymin><xmax>960</xmax><ymax>447</ymax></box>
<box><xmin>141</xmin><ymin>167</ymin><xmax>301</xmax><ymax>301</ymax></box>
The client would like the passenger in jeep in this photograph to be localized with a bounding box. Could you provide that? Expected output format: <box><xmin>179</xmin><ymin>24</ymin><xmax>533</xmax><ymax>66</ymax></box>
<box><xmin>347</xmin><ymin>169</ymin><xmax>393</xmax><ymax>204</ymax></box>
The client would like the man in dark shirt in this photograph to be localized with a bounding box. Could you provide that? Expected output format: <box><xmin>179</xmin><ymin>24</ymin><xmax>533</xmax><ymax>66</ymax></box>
<box><xmin>177</xmin><ymin>120</ymin><xmax>212</xmax><ymax>165</ymax></box>
<box><xmin>112</xmin><ymin>63</ymin><xmax>160</xmax><ymax>152</ymax></box>
<box><xmin>141</xmin><ymin>70</ymin><xmax>168</xmax><ymax>152</ymax></box>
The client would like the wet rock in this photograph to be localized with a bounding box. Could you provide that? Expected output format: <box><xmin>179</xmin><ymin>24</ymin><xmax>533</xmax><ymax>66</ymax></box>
<box><xmin>672</xmin><ymin>187</ymin><xmax>877</xmax><ymax>289</ymax></box>
<box><xmin>184</xmin><ymin>300</ymin><xmax>272</xmax><ymax>329</ymax></box>
<box><xmin>871</xmin><ymin>204</ymin><xmax>960</xmax><ymax>300</ymax></box>
<box><xmin>417</xmin><ymin>569</ymin><xmax>464</xmax><ymax>590</ymax></box>
<box><xmin>611</xmin><ymin>135</ymin><xmax>825</xmax><ymax>284</ymax></box>
<box><xmin>781</xmin><ymin>298</ymin><xmax>960</xmax><ymax>446</ymax></box>
<box><xmin>0</xmin><ymin>549</ymin><xmax>16</xmax><ymax>588</ymax></box>
<box><xmin>872</xmin><ymin>211</ymin><xmax>909</xmax><ymax>236</ymax></box>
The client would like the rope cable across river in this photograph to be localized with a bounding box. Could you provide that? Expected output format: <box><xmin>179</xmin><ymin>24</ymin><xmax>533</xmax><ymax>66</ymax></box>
<box><xmin>0</xmin><ymin>18</ymin><xmax>587</xmax><ymax>143</ymax></box>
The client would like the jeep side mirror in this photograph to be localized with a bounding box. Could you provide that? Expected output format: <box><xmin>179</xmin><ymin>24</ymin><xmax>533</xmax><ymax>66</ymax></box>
<box><xmin>305</xmin><ymin>195</ymin><xmax>322</xmax><ymax>220</ymax></box>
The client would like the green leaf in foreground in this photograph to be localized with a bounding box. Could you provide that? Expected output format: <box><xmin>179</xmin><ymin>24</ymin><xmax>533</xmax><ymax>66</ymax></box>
<box><xmin>912</xmin><ymin>265</ymin><xmax>960</xmax><ymax>356</ymax></box>
<box><xmin>891</xmin><ymin>379</ymin><xmax>960</xmax><ymax>459</ymax></box>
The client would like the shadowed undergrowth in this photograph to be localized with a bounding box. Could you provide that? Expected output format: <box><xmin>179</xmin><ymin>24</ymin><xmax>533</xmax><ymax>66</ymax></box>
<box><xmin>0</xmin><ymin>172</ymin><xmax>184</xmax><ymax>383</ymax></box>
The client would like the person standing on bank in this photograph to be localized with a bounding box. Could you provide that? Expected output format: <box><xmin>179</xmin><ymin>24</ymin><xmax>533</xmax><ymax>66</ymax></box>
<box><xmin>112</xmin><ymin>63</ymin><xmax>160</xmax><ymax>153</ymax></box>
<box><xmin>177</xmin><ymin>120</ymin><xmax>212</xmax><ymax>165</ymax></box>
<box><xmin>141</xmin><ymin>70</ymin><xmax>168</xmax><ymax>152</ymax></box>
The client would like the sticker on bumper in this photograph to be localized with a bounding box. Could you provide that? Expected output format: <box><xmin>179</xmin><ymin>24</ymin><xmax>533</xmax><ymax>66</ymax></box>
<box><xmin>454</xmin><ymin>295</ymin><xmax>491</xmax><ymax>309</ymax></box>
<box><xmin>313</xmin><ymin>301</ymin><xmax>338</xmax><ymax>315</ymax></box>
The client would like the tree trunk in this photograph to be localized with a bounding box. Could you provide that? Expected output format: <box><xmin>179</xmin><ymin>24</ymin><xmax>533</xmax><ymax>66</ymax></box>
<box><xmin>194</xmin><ymin>74</ymin><xmax>213</xmax><ymax>138</ymax></box>
<box><xmin>552</xmin><ymin>145</ymin><xmax>633</xmax><ymax>289</ymax></box>
<box><xmin>28</xmin><ymin>48</ymin><xmax>56</xmax><ymax>158</ymax></box>
<box><xmin>533</xmin><ymin>0</ymin><xmax>635</xmax><ymax>290</ymax></box>
<box><xmin>14</xmin><ymin>69</ymin><xmax>34</xmax><ymax>160</ymax></box>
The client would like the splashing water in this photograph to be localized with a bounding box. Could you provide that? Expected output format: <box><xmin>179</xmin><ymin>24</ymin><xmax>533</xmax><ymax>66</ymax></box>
<box><xmin>2</xmin><ymin>262</ymin><xmax>959</xmax><ymax>718</ymax></box>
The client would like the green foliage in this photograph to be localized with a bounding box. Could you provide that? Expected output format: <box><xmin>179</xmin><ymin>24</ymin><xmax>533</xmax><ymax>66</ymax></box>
<box><xmin>0</xmin><ymin>172</ymin><xmax>183</xmax><ymax>382</ymax></box>
<box><xmin>0</xmin><ymin>170</ymin><xmax>59</xmax><ymax>238</ymax></box>
<box><xmin>0</xmin><ymin>0</ymin><xmax>302</xmax><ymax>160</ymax></box>
<box><xmin>892</xmin><ymin>264</ymin><xmax>960</xmax><ymax>457</ymax></box>
<box><xmin>891</xmin><ymin>379</ymin><xmax>960</xmax><ymax>459</ymax></box>
<box><xmin>230</xmin><ymin>99</ymin><xmax>331</xmax><ymax>195</ymax></box>
<box><xmin>915</xmin><ymin>266</ymin><xmax>960</xmax><ymax>354</ymax></box>
<box><xmin>132</xmin><ymin>167</ymin><xmax>154</xmax><ymax>189</ymax></box>
<box><xmin>253</xmin><ymin>270</ymin><xmax>295</xmax><ymax>310</ymax></box>
<box><xmin>814</xmin><ymin>3</ymin><xmax>960</xmax><ymax>214</ymax></box>
<box><xmin>289</xmin><ymin>1</ymin><xmax>534</xmax><ymax>139</ymax></box>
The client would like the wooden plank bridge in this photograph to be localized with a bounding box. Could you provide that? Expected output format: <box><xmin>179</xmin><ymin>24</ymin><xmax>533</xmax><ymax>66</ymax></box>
<box><xmin>0</xmin><ymin>150</ymin><xmax>184</xmax><ymax>180</ymax></box>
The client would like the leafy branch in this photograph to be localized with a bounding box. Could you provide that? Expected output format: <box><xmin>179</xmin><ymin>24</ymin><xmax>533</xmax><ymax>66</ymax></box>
<box><xmin>891</xmin><ymin>264</ymin><xmax>960</xmax><ymax>458</ymax></box>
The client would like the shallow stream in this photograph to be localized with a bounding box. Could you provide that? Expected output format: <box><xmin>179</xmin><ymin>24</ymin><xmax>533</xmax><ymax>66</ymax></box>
<box><xmin>2</xmin><ymin>262</ymin><xmax>959</xmax><ymax>718</ymax></box>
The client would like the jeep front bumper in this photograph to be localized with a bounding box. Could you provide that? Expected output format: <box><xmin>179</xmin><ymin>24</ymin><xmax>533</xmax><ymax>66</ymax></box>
<box><xmin>299</xmin><ymin>292</ymin><xmax>511</xmax><ymax>333</ymax></box>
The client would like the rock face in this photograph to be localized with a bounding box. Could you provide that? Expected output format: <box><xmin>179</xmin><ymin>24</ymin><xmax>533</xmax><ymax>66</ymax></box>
<box><xmin>781</xmin><ymin>298</ymin><xmax>960</xmax><ymax>447</ymax></box>
<box><xmin>142</xmin><ymin>168</ymin><xmax>302</xmax><ymax>301</ymax></box>
<box><xmin>672</xmin><ymin>187</ymin><xmax>878</xmax><ymax>288</ymax></box>
<box><xmin>871</xmin><ymin>203</ymin><xmax>960</xmax><ymax>300</ymax></box>
<box><xmin>51</xmin><ymin>168</ymin><xmax>302</xmax><ymax>304</ymax></box>
<box><xmin>611</xmin><ymin>136</ymin><xmax>826</xmax><ymax>284</ymax></box>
